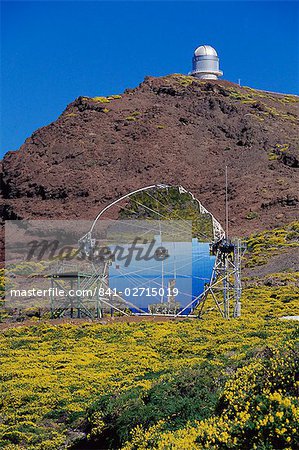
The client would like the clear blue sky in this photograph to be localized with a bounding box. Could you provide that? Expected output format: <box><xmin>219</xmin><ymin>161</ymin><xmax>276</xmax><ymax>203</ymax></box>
<box><xmin>1</xmin><ymin>1</ymin><xmax>298</xmax><ymax>158</ymax></box>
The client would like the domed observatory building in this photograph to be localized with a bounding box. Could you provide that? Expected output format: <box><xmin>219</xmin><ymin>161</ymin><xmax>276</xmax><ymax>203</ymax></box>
<box><xmin>190</xmin><ymin>45</ymin><xmax>223</xmax><ymax>80</ymax></box>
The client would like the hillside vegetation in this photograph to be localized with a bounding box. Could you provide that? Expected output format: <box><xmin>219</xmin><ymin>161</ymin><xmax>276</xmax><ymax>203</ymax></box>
<box><xmin>0</xmin><ymin>223</ymin><xmax>298</xmax><ymax>449</ymax></box>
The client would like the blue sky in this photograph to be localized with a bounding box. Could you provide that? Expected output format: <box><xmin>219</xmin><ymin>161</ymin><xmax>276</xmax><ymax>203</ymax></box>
<box><xmin>1</xmin><ymin>1</ymin><xmax>298</xmax><ymax>158</ymax></box>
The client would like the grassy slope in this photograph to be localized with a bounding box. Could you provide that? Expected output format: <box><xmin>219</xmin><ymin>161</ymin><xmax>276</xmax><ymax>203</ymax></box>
<box><xmin>0</xmin><ymin>224</ymin><xmax>298</xmax><ymax>449</ymax></box>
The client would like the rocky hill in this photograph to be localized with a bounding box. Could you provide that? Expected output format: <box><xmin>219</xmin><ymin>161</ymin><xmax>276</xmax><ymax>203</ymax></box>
<box><xmin>1</xmin><ymin>75</ymin><xmax>298</xmax><ymax>236</ymax></box>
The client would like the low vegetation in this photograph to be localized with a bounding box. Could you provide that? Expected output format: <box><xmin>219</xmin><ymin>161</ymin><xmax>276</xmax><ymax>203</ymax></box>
<box><xmin>0</xmin><ymin>222</ymin><xmax>298</xmax><ymax>449</ymax></box>
<box><xmin>124</xmin><ymin>342</ymin><xmax>299</xmax><ymax>450</ymax></box>
<box><xmin>245</xmin><ymin>221</ymin><xmax>299</xmax><ymax>267</ymax></box>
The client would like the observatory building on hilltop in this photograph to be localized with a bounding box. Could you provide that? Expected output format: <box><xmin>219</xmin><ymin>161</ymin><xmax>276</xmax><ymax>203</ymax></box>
<box><xmin>190</xmin><ymin>45</ymin><xmax>223</xmax><ymax>80</ymax></box>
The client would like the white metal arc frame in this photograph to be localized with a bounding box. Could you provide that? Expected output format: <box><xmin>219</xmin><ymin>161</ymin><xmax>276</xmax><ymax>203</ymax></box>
<box><xmin>79</xmin><ymin>184</ymin><xmax>225</xmax><ymax>251</ymax></box>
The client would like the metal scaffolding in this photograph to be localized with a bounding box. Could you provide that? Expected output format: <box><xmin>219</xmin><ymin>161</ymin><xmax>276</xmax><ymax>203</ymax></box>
<box><xmin>49</xmin><ymin>269</ymin><xmax>100</xmax><ymax>319</ymax></box>
<box><xmin>49</xmin><ymin>184</ymin><xmax>245</xmax><ymax>320</ymax></box>
<box><xmin>190</xmin><ymin>239</ymin><xmax>245</xmax><ymax>319</ymax></box>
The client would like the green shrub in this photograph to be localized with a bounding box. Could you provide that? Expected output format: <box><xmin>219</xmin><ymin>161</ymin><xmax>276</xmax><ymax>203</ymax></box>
<box><xmin>246</xmin><ymin>212</ymin><xmax>259</xmax><ymax>220</ymax></box>
<box><xmin>86</xmin><ymin>364</ymin><xmax>224</xmax><ymax>448</ymax></box>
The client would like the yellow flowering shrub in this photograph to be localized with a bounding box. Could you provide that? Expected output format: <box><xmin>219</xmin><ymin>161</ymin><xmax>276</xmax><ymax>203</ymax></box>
<box><xmin>124</xmin><ymin>343</ymin><xmax>299</xmax><ymax>450</ymax></box>
<box><xmin>0</xmin><ymin>314</ymin><xmax>297</xmax><ymax>448</ymax></box>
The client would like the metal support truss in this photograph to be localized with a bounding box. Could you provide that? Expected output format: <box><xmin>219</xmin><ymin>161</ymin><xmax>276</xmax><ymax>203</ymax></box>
<box><xmin>49</xmin><ymin>271</ymin><xmax>99</xmax><ymax>319</ymax></box>
<box><xmin>49</xmin><ymin>260</ymin><xmax>106</xmax><ymax>319</ymax></box>
<box><xmin>177</xmin><ymin>239</ymin><xmax>245</xmax><ymax>319</ymax></box>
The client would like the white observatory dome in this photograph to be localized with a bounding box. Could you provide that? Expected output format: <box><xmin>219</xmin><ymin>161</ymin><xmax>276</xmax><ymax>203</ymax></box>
<box><xmin>190</xmin><ymin>44</ymin><xmax>223</xmax><ymax>80</ymax></box>
<box><xmin>194</xmin><ymin>45</ymin><xmax>218</xmax><ymax>57</ymax></box>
